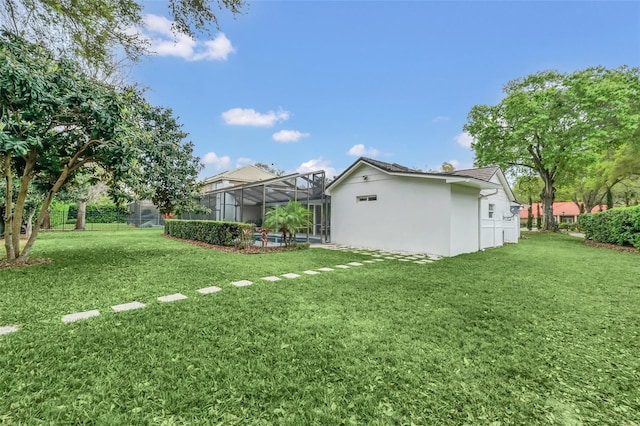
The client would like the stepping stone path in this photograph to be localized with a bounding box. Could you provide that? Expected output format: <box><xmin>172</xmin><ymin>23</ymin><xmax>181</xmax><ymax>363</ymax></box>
<box><xmin>198</xmin><ymin>286</ymin><xmax>222</xmax><ymax>294</ymax></box>
<box><xmin>282</xmin><ymin>273</ymin><xmax>301</xmax><ymax>279</ymax></box>
<box><xmin>63</xmin><ymin>310</ymin><xmax>100</xmax><ymax>323</ymax></box>
<box><xmin>158</xmin><ymin>293</ymin><xmax>187</xmax><ymax>303</ymax></box>
<box><xmin>112</xmin><ymin>301</ymin><xmax>146</xmax><ymax>312</ymax></box>
<box><xmin>3</xmin><ymin>243</ymin><xmax>447</xmax><ymax>337</ymax></box>
<box><xmin>0</xmin><ymin>326</ymin><xmax>18</xmax><ymax>335</ymax></box>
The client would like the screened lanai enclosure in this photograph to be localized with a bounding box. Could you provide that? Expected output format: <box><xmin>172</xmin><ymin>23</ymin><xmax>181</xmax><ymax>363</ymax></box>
<box><xmin>131</xmin><ymin>170</ymin><xmax>330</xmax><ymax>243</ymax></box>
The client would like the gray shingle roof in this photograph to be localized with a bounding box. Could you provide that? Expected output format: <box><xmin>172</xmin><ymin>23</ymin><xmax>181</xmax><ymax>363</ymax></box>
<box><xmin>444</xmin><ymin>166</ymin><xmax>499</xmax><ymax>182</ymax></box>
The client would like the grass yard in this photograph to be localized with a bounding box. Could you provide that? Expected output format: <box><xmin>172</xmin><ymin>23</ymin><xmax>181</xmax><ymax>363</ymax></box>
<box><xmin>1</xmin><ymin>230</ymin><xmax>639</xmax><ymax>424</ymax></box>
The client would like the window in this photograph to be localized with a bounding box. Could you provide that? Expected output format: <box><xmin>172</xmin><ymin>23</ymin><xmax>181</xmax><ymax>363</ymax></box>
<box><xmin>488</xmin><ymin>203</ymin><xmax>495</xmax><ymax>218</ymax></box>
<box><xmin>357</xmin><ymin>195</ymin><xmax>377</xmax><ymax>202</ymax></box>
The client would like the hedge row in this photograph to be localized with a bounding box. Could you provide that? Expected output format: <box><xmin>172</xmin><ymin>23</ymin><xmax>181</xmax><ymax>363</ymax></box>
<box><xmin>579</xmin><ymin>205</ymin><xmax>640</xmax><ymax>249</ymax></box>
<box><xmin>164</xmin><ymin>219</ymin><xmax>253</xmax><ymax>246</ymax></box>
<box><xmin>68</xmin><ymin>203</ymin><xmax>129</xmax><ymax>223</ymax></box>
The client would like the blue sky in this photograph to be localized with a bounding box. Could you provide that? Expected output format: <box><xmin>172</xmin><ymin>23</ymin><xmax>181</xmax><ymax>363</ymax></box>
<box><xmin>132</xmin><ymin>1</ymin><xmax>640</xmax><ymax>179</ymax></box>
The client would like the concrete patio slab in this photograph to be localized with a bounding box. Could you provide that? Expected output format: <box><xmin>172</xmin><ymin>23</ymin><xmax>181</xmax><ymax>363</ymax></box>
<box><xmin>262</xmin><ymin>276</ymin><xmax>281</xmax><ymax>282</ymax></box>
<box><xmin>158</xmin><ymin>293</ymin><xmax>188</xmax><ymax>303</ymax></box>
<box><xmin>62</xmin><ymin>310</ymin><xmax>100</xmax><ymax>323</ymax></box>
<box><xmin>0</xmin><ymin>326</ymin><xmax>18</xmax><ymax>335</ymax></box>
<box><xmin>232</xmin><ymin>280</ymin><xmax>253</xmax><ymax>287</ymax></box>
<box><xmin>197</xmin><ymin>286</ymin><xmax>222</xmax><ymax>294</ymax></box>
<box><xmin>282</xmin><ymin>273</ymin><xmax>301</xmax><ymax>279</ymax></box>
<box><xmin>112</xmin><ymin>301</ymin><xmax>146</xmax><ymax>312</ymax></box>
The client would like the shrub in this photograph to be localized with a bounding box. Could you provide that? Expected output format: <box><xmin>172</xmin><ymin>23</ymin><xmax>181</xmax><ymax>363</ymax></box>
<box><xmin>579</xmin><ymin>205</ymin><xmax>640</xmax><ymax>249</ymax></box>
<box><xmin>68</xmin><ymin>203</ymin><xmax>129</xmax><ymax>223</ymax></box>
<box><xmin>558</xmin><ymin>222</ymin><xmax>578</xmax><ymax>231</ymax></box>
<box><xmin>165</xmin><ymin>219</ymin><xmax>253</xmax><ymax>246</ymax></box>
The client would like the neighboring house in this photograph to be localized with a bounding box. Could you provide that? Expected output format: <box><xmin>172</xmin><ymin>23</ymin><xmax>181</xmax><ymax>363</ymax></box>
<box><xmin>202</xmin><ymin>165</ymin><xmax>277</xmax><ymax>193</ymax></box>
<box><xmin>519</xmin><ymin>201</ymin><xmax>606</xmax><ymax>224</ymax></box>
<box><xmin>200</xmin><ymin>165</ymin><xmax>278</xmax><ymax>222</ymax></box>
<box><xmin>325</xmin><ymin>157</ymin><xmax>520</xmax><ymax>257</ymax></box>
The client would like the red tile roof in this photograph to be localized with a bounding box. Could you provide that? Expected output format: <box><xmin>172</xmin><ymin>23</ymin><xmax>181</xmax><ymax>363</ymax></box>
<box><xmin>519</xmin><ymin>202</ymin><xmax>607</xmax><ymax>219</ymax></box>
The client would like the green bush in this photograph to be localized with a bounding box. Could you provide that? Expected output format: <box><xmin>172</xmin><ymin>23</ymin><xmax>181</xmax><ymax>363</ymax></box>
<box><xmin>579</xmin><ymin>205</ymin><xmax>640</xmax><ymax>249</ymax></box>
<box><xmin>164</xmin><ymin>220</ymin><xmax>253</xmax><ymax>247</ymax></box>
<box><xmin>558</xmin><ymin>222</ymin><xmax>578</xmax><ymax>231</ymax></box>
<box><xmin>68</xmin><ymin>203</ymin><xmax>128</xmax><ymax>223</ymax></box>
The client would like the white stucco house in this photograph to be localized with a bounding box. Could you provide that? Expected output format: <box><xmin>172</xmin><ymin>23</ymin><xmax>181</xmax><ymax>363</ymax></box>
<box><xmin>325</xmin><ymin>157</ymin><xmax>520</xmax><ymax>257</ymax></box>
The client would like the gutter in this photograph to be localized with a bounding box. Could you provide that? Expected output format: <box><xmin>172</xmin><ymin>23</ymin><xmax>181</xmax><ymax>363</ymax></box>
<box><xmin>478</xmin><ymin>189</ymin><xmax>499</xmax><ymax>251</ymax></box>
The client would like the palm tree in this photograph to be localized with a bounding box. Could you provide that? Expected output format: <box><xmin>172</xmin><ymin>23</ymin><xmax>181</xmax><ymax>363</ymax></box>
<box><xmin>263</xmin><ymin>201</ymin><xmax>312</xmax><ymax>246</ymax></box>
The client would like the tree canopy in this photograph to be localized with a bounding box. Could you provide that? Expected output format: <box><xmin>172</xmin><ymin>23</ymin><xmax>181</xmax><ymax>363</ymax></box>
<box><xmin>464</xmin><ymin>66</ymin><xmax>640</xmax><ymax>230</ymax></box>
<box><xmin>1</xmin><ymin>33</ymin><xmax>203</xmax><ymax>262</ymax></box>
<box><xmin>0</xmin><ymin>0</ymin><xmax>244</xmax><ymax>73</ymax></box>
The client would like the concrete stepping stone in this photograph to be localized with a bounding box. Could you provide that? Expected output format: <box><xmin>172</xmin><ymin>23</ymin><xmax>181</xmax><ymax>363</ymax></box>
<box><xmin>0</xmin><ymin>326</ymin><xmax>18</xmax><ymax>336</ymax></box>
<box><xmin>63</xmin><ymin>310</ymin><xmax>100</xmax><ymax>323</ymax></box>
<box><xmin>158</xmin><ymin>293</ymin><xmax>188</xmax><ymax>303</ymax></box>
<box><xmin>112</xmin><ymin>301</ymin><xmax>146</xmax><ymax>312</ymax></box>
<box><xmin>371</xmin><ymin>254</ymin><xmax>382</xmax><ymax>257</ymax></box>
<box><xmin>398</xmin><ymin>258</ymin><xmax>411</xmax><ymax>262</ymax></box>
<box><xmin>197</xmin><ymin>286</ymin><xmax>222</xmax><ymax>294</ymax></box>
<box><xmin>303</xmin><ymin>270</ymin><xmax>320</xmax><ymax>275</ymax></box>
<box><xmin>282</xmin><ymin>273</ymin><xmax>301</xmax><ymax>279</ymax></box>
<box><xmin>362</xmin><ymin>260</ymin><xmax>375</xmax><ymax>264</ymax></box>
<box><xmin>373</xmin><ymin>258</ymin><xmax>385</xmax><ymax>262</ymax></box>
<box><xmin>384</xmin><ymin>256</ymin><xmax>396</xmax><ymax>260</ymax></box>
<box><xmin>262</xmin><ymin>276</ymin><xmax>281</xmax><ymax>282</ymax></box>
<box><xmin>347</xmin><ymin>262</ymin><xmax>364</xmax><ymax>266</ymax></box>
<box><xmin>335</xmin><ymin>265</ymin><xmax>350</xmax><ymax>269</ymax></box>
<box><xmin>232</xmin><ymin>280</ymin><xmax>253</xmax><ymax>287</ymax></box>
<box><xmin>317</xmin><ymin>267</ymin><xmax>334</xmax><ymax>272</ymax></box>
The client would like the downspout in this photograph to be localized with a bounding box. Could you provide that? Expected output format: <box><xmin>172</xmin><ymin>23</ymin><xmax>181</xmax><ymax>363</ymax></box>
<box><xmin>478</xmin><ymin>189</ymin><xmax>499</xmax><ymax>251</ymax></box>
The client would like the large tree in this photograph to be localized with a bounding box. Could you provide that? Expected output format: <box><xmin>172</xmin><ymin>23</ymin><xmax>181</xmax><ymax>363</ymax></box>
<box><xmin>465</xmin><ymin>67</ymin><xmax>640</xmax><ymax>230</ymax></box>
<box><xmin>0</xmin><ymin>0</ymin><xmax>244</xmax><ymax>72</ymax></box>
<box><xmin>1</xmin><ymin>33</ymin><xmax>202</xmax><ymax>263</ymax></box>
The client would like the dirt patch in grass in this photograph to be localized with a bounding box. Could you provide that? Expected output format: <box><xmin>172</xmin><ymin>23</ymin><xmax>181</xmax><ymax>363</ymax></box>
<box><xmin>584</xmin><ymin>240</ymin><xmax>639</xmax><ymax>254</ymax></box>
<box><xmin>164</xmin><ymin>234</ymin><xmax>306</xmax><ymax>254</ymax></box>
<box><xmin>0</xmin><ymin>257</ymin><xmax>52</xmax><ymax>270</ymax></box>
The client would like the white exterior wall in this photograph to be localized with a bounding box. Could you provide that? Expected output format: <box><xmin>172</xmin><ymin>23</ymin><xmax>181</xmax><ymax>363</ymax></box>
<box><xmin>330</xmin><ymin>164</ymin><xmax>453</xmax><ymax>256</ymax></box>
<box><xmin>450</xmin><ymin>185</ymin><xmax>481</xmax><ymax>256</ymax></box>
<box><xmin>480</xmin><ymin>174</ymin><xmax>519</xmax><ymax>248</ymax></box>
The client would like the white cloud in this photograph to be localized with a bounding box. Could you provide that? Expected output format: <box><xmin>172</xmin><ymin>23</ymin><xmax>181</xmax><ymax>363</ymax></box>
<box><xmin>140</xmin><ymin>14</ymin><xmax>235</xmax><ymax>61</ymax></box>
<box><xmin>272</xmin><ymin>130</ymin><xmax>310</xmax><ymax>143</ymax></box>
<box><xmin>432</xmin><ymin>115</ymin><xmax>450</xmax><ymax>123</ymax></box>
<box><xmin>192</xmin><ymin>34</ymin><xmax>235</xmax><ymax>61</ymax></box>
<box><xmin>295</xmin><ymin>158</ymin><xmax>339</xmax><ymax>179</ymax></box>
<box><xmin>347</xmin><ymin>144</ymin><xmax>381</xmax><ymax>157</ymax></box>
<box><xmin>221</xmin><ymin>108</ymin><xmax>290</xmax><ymax>127</ymax></box>
<box><xmin>202</xmin><ymin>152</ymin><xmax>231</xmax><ymax>170</ymax></box>
<box><xmin>454</xmin><ymin>131</ymin><xmax>475</xmax><ymax>149</ymax></box>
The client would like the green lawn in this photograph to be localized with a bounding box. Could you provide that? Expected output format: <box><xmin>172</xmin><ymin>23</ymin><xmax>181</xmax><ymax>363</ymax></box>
<box><xmin>1</xmin><ymin>230</ymin><xmax>639</xmax><ymax>424</ymax></box>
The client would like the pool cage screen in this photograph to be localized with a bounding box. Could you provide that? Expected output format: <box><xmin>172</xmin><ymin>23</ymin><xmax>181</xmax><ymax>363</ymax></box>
<box><xmin>178</xmin><ymin>170</ymin><xmax>330</xmax><ymax>243</ymax></box>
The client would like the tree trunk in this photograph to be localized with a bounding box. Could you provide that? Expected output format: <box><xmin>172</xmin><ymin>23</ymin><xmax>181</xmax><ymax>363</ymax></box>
<box><xmin>24</xmin><ymin>209</ymin><xmax>36</xmax><ymax>239</ymax></box>
<box><xmin>3</xmin><ymin>154</ymin><xmax>15</xmax><ymax>260</ymax></box>
<box><xmin>10</xmin><ymin>149</ymin><xmax>37</xmax><ymax>258</ymax></box>
<box><xmin>17</xmin><ymin>166</ymin><xmax>71</xmax><ymax>262</ymax></box>
<box><xmin>75</xmin><ymin>199</ymin><xmax>87</xmax><ymax>230</ymax></box>
<box><xmin>539</xmin><ymin>178</ymin><xmax>556</xmax><ymax>231</ymax></box>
